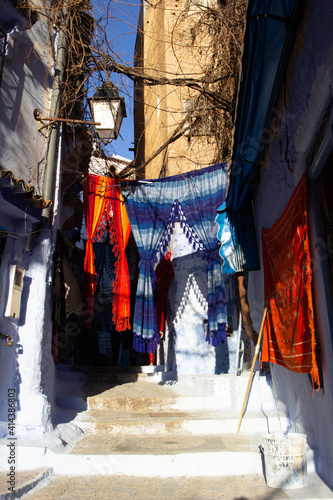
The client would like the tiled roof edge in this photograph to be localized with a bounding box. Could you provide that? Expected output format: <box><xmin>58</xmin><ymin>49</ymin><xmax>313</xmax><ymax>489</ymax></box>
<box><xmin>0</xmin><ymin>166</ymin><xmax>52</xmax><ymax>209</ymax></box>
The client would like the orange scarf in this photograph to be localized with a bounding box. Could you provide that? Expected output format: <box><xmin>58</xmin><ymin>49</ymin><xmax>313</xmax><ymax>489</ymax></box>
<box><xmin>83</xmin><ymin>174</ymin><xmax>114</xmax><ymax>326</ymax></box>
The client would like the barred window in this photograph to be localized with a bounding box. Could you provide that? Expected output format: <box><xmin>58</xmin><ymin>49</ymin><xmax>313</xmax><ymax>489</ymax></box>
<box><xmin>183</xmin><ymin>98</ymin><xmax>214</xmax><ymax>137</ymax></box>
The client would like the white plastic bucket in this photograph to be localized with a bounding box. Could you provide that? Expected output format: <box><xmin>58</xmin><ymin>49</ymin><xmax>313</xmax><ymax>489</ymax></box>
<box><xmin>262</xmin><ymin>432</ymin><xmax>308</xmax><ymax>489</ymax></box>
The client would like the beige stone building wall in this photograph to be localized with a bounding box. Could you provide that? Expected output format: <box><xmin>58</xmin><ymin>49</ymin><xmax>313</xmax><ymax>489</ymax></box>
<box><xmin>135</xmin><ymin>0</ymin><xmax>223</xmax><ymax>179</ymax></box>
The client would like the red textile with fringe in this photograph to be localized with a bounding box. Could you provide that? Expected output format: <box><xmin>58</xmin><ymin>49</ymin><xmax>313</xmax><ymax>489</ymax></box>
<box><xmin>110</xmin><ymin>186</ymin><xmax>131</xmax><ymax>332</ymax></box>
<box><xmin>83</xmin><ymin>174</ymin><xmax>114</xmax><ymax>326</ymax></box>
<box><xmin>149</xmin><ymin>251</ymin><xmax>174</xmax><ymax>364</ymax></box>
<box><xmin>155</xmin><ymin>251</ymin><xmax>174</xmax><ymax>335</ymax></box>
<box><xmin>83</xmin><ymin>175</ymin><xmax>131</xmax><ymax>331</ymax></box>
<box><xmin>261</xmin><ymin>174</ymin><xmax>320</xmax><ymax>390</ymax></box>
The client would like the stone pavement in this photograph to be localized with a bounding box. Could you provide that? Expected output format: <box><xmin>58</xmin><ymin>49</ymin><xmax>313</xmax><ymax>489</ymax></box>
<box><xmin>18</xmin><ymin>472</ymin><xmax>333</xmax><ymax>499</ymax></box>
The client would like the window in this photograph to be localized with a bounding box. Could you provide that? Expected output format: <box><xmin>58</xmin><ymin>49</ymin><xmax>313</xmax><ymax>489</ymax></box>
<box><xmin>182</xmin><ymin>98</ymin><xmax>214</xmax><ymax>137</ymax></box>
<box><xmin>14</xmin><ymin>266</ymin><xmax>24</xmax><ymax>289</ymax></box>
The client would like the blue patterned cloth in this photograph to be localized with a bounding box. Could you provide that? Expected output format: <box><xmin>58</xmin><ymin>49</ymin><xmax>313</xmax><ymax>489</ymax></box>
<box><xmin>121</xmin><ymin>163</ymin><xmax>228</xmax><ymax>353</ymax></box>
<box><xmin>216</xmin><ymin>198</ymin><xmax>259</xmax><ymax>274</ymax></box>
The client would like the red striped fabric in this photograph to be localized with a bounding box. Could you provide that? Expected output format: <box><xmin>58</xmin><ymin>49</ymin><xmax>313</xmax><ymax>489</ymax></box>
<box><xmin>261</xmin><ymin>174</ymin><xmax>320</xmax><ymax>390</ymax></box>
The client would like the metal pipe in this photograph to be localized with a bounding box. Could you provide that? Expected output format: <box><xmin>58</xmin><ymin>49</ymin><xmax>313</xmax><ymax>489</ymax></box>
<box><xmin>41</xmin><ymin>19</ymin><xmax>68</xmax><ymax>223</ymax></box>
<box><xmin>52</xmin><ymin>122</ymin><xmax>63</xmax><ymax>230</ymax></box>
<box><xmin>37</xmin><ymin>117</ymin><xmax>101</xmax><ymax>132</ymax></box>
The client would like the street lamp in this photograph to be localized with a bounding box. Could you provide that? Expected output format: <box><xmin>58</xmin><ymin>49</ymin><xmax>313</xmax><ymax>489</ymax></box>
<box><xmin>87</xmin><ymin>82</ymin><xmax>127</xmax><ymax>145</ymax></box>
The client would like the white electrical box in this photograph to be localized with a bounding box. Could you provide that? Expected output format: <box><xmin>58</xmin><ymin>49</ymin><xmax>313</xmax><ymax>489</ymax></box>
<box><xmin>5</xmin><ymin>265</ymin><xmax>25</xmax><ymax>319</ymax></box>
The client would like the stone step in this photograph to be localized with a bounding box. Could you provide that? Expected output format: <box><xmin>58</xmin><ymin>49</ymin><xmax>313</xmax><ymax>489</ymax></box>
<box><xmin>73</xmin><ymin>408</ymin><xmax>287</xmax><ymax>435</ymax></box>
<box><xmin>57</xmin><ymin>363</ymin><xmax>165</xmax><ymax>375</ymax></box>
<box><xmin>69</xmin><ymin>431</ymin><xmax>262</xmax><ymax>456</ymax></box>
<box><xmin>85</xmin><ymin>380</ymin><xmax>179</xmax><ymax>412</ymax></box>
<box><xmin>0</xmin><ymin>434</ymin><xmax>318</xmax><ymax>480</ymax></box>
<box><xmin>176</xmin><ymin>373</ymin><xmax>278</xmax><ymax>412</ymax></box>
<box><xmin>87</xmin><ymin>394</ymin><xmax>176</xmax><ymax>411</ymax></box>
<box><xmin>55</xmin><ymin>379</ymin><xmax>283</xmax><ymax>443</ymax></box>
<box><xmin>55</xmin><ymin>372</ymin><xmax>166</xmax><ymax>392</ymax></box>
<box><xmin>21</xmin><ymin>471</ymin><xmax>333</xmax><ymax>500</ymax></box>
<box><xmin>55</xmin><ymin>373</ymin><xmax>178</xmax><ymax>411</ymax></box>
<box><xmin>20</xmin><ymin>446</ymin><xmax>262</xmax><ymax>477</ymax></box>
<box><xmin>86</xmin><ymin>386</ymin><xmax>278</xmax><ymax>414</ymax></box>
<box><xmin>55</xmin><ymin>371</ymin><xmax>278</xmax><ymax>412</ymax></box>
<box><xmin>77</xmin><ymin>364</ymin><xmax>165</xmax><ymax>374</ymax></box>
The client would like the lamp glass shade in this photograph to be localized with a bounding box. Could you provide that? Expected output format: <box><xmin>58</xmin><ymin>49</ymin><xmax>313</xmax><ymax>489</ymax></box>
<box><xmin>88</xmin><ymin>84</ymin><xmax>126</xmax><ymax>145</ymax></box>
<box><xmin>91</xmin><ymin>100</ymin><xmax>117</xmax><ymax>143</ymax></box>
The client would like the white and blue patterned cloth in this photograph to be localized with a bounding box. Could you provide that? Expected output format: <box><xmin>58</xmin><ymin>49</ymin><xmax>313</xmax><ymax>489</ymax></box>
<box><xmin>121</xmin><ymin>163</ymin><xmax>228</xmax><ymax>353</ymax></box>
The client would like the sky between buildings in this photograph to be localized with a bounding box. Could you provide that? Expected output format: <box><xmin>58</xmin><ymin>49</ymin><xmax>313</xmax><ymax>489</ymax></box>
<box><xmin>91</xmin><ymin>0</ymin><xmax>141</xmax><ymax>161</ymax></box>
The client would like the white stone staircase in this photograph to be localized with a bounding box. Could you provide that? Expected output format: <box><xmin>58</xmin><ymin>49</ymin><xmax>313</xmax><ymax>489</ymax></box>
<box><xmin>45</xmin><ymin>365</ymin><xmax>287</xmax><ymax>478</ymax></box>
<box><xmin>2</xmin><ymin>365</ymin><xmax>333</xmax><ymax>499</ymax></box>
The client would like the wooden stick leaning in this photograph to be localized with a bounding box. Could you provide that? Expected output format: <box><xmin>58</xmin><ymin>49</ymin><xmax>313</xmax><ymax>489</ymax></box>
<box><xmin>236</xmin><ymin>306</ymin><xmax>268</xmax><ymax>434</ymax></box>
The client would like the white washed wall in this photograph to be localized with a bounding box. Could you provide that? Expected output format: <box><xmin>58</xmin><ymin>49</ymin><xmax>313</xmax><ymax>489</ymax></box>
<box><xmin>0</xmin><ymin>2</ymin><xmax>55</xmax><ymax>438</ymax></box>
<box><xmin>168</xmin><ymin>223</ymin><xmax>238</xmax><ymax>375</ymax></box>
<box><xmin>248</xmin><ymin>0</ymin><xmax>333</xmax><ymax>488</ymax></box>
<box><xmin>0</xmin><ymin>3</ymin><xmax>52</xmax><ymax>191</ymax></box>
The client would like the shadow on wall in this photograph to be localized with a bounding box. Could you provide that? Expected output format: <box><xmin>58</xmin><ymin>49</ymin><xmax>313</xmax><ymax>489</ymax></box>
<box><xmin>166</xmin><ymin>252</ymin><xmax>231</xmax><ymax>375</ymax></box>
<box><xmin>0</xmin><ymin>271</ymin><xmax>23</xmax><ymax>437</ymax></box>
<box><xmin>1</xmin><ymin>31</ymin><xmax>50</xmax><ymax>132</ymax></box>
<box><xmin>0</xmin><ymin>338</ymin><xmax>21</xmax><ymax>438</ymax></box>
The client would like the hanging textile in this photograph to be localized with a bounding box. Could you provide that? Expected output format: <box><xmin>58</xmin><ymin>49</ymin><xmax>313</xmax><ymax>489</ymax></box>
<box><xmin>52</xmin><ymin>231</ymin><xmax>83</xmax><ymax>364</ymax></box>
<box><xmin>94</xmin><ymin>241</ymin><xmax>116</xmax><ymax>284</ymax></box>
<box><xmin>121</xmin><ymin>163</ymin><xmax>228</xmax><ymax>353</ymax></box>
<box><xmin>261</xmin><ymin>174</ymin><xmax>321</xmax><ymax>390</ymax></box>
<box><xmin>176</xmin><ymin>166</ymin><xmax>227</xmax><ymax>345</ymax></box>
<box><xmin>216</xmin><ymin>198</ymin><xmax>259</xmax><ymax>274</ymax></box>
<box><xmin>83</xmin><ymin>174</ymin><xmax>132</xmax><ymax>331</ymax></box>
<box><xmin>155</xmin><ymin>251</ymin><xmax>174</xmax><ymax>336</ymax></box>
<box><xmin>110</xmin><ymin>186</ymin><xmax>131</xmax><ymax>331</ymax></box>
<box><xmin>217</xmin><ymin>0</ymin><xmax>305</xmax><ymax>274</ymax></box>
<box><xmin>120</xmin><ymin>181</ymin><xmax>172</xmax><ymax>353</ymax></box>
<box><xmin>149</xmin><ymin>251</ymin><xmax>174</xmax><ymax>364</ymax></box>
<box><xmin>83</xmin><ymin>174</ymin><xmax>114</xmax><ymax>326</ymax></box>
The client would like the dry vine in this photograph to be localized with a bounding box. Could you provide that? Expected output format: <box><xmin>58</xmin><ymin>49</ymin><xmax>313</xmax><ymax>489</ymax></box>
<box><xmin>20</xmin><ymin>0</ymin><xmax>247</xmax><ymax>176</ymax></box>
